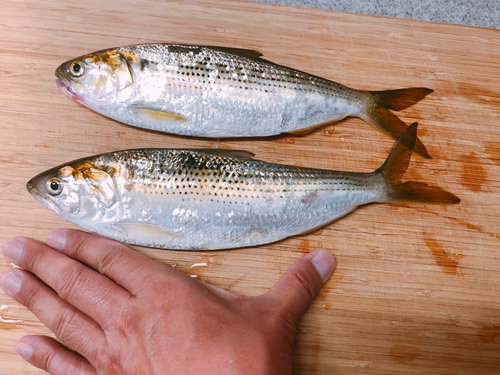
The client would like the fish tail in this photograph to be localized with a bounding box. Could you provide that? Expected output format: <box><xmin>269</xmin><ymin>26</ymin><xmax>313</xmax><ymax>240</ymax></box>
<box><xmin>363</xmin><ymin>88</ymin><xmax>433</xmax><ymax>159</ymax></box>
<box><xmin>370</xmin><ymin>88</ymin><xmax>433</xmax><ymax>111</ymax></box>
<box><xmin>376</xmin><ymin>123</ymin><xmax>460</xmax><ymax>204</ymax></box>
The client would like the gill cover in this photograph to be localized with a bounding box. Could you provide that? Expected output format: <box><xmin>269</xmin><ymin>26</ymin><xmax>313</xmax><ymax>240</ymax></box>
<box><xmin>55</xmin><ymin>49</ymin><xmax>135</xmax><ymax>107</ymax></box>
<box><xmin>27</xmin><ymin>161</ymin><xmax>122</xmax><ymax>224</ymax></box>
<box><xmin>68</xmin><ymin>164</ymin><xmax>122</xmax><ymax>223</ymax></box>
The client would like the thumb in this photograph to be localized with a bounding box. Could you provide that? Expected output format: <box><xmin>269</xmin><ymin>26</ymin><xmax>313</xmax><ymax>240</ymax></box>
<box><xmin>265</xmin><ymin>250</ymin><xmax>335</xmax><ymax>328</ymax></box>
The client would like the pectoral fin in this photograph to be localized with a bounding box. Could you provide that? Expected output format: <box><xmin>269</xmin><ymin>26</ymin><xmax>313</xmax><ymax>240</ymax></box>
<box><xmin>130</xmin><ymin>105</ymin><xmax>188</xmax><ymax>122</ymax></box>
<box><xmin>114</xmin><ymin>222</ymin><xmax>184</xmax><ymax>238</ymax></box>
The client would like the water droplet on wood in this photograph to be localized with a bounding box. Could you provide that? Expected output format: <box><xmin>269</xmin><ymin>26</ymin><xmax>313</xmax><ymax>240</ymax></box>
<box><xmin>323</xmin><ymin>127</ymin><xmax>334</xmax><ymax>136</ymax></box>
<box><xmin>323</xmin><ymin>302</ymin><xmax>332</xmax><ymax>310</ymax></box>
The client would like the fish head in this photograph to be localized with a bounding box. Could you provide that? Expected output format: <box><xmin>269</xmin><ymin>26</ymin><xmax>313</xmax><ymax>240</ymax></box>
<box><xmin>27</xmin><ymin>159</ymin><xmax>121</xmax><ymax>225</ymax></box>
<box><xmin>55</xmin><ymin>48</ymin><xmax>134</xmax><ymax>110</ymax></box>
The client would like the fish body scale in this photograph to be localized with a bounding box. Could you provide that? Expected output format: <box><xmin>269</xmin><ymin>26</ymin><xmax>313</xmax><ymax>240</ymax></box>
<box><xmin>111</xmin><ymin>44</ymin><xmax>366</xmax><ymax>137</ymax></box>
<box><xmin>87</xmin><ymin>150</ymin><xmax>384</xmax><ymax>249</ymax></box>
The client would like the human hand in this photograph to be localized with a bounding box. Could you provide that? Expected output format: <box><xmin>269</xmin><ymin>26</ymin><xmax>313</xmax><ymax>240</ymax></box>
<box><xmin>1</xmin><ymin>229</ymin><xmax>335</xmax><ymax>375</ymax></box>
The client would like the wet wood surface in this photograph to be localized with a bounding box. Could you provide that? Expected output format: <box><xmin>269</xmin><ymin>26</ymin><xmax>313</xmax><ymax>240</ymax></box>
<box><xmin>1</xmin><ymin>0</ymin><xmax>500</xmax><ymax>373</ymax></box>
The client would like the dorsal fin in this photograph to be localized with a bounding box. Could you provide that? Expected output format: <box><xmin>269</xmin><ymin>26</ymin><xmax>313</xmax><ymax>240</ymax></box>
<box><xmin>190</xmin><ymin>148</ymin><xmax>256</xmax><ymax>159</ymax></box>
<box><xmin>202</xmin><ymin>46</ymin><xmax>266</xmax><ymax>62</ymax></box>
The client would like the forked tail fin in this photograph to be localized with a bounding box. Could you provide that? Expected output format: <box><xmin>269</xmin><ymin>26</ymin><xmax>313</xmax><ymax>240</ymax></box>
<box><xmin>377</xmin><ymin>123</ymin><xmax>460</xmax><ymax>204</ymax></box>
<box><xmin>363</xmin><ymin>88</ymin><xmax>433</xmax><ymax>159</ymax></box>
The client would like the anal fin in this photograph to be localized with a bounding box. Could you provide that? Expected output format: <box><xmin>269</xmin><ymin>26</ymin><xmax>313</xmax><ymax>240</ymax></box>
<box><xmin>289</xmin><ymin>117</ymin><xmax>346</xmax><ymax>135</ymax></box>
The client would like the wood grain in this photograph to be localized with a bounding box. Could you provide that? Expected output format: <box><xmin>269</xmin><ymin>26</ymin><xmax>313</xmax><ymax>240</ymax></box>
<box><xmin>1</xmin><ymin>0</ymin><xmax>500</xmax><ymax>373</ymax></box>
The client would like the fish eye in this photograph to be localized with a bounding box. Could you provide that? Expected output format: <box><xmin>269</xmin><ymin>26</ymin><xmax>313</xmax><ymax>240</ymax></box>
<box><xmin>70</xmin><ymin>61</ymin><xmax>84</xmax><ymax>77</ymax></box>
<box><xmin>47</xmin><ymin>178</ymin><xmax>63</xmax><ymax>196</ymax></box>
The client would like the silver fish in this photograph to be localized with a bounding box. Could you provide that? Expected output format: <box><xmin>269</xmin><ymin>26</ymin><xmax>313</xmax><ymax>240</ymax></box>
<box><xmin>27</xmin><ymin>125</ymin><xmax>457</xmax><ymax>250</ymax></box>
<box><xmin>55</xmin><ymin>44</ymin><xmax>432</xmax><ymax>158</ymax></box>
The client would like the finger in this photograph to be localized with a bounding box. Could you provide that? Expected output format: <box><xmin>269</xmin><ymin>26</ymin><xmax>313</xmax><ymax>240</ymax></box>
<box><xmin>2</xmin><ymin>236</ymin><xmax>130</xmax><ymax>326</ymax></box>
<box><xmin>1</xmin><ymin>268</ymin><xmax>105</xmax><ymax>361</ymax></box>
<box><xmin>15</xmin><ymin>335</ymin><xmax>96</xmax><ymax>375</ymax></box>
<box><xmin>47</xmin><ymin>229</ymin><xmax>168</xmax><ymax>294</ymax></box>
<box><xmin>264</xmin><ymin>250</ymin><xmax>335</xmax><ymax>328</ymax></box>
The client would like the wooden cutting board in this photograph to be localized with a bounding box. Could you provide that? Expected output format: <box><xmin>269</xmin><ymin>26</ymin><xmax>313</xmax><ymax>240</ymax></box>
<box><xmin>1</xmin><ymin>0</ymin><xmax>499</xmax><ymax>373</ymax></box>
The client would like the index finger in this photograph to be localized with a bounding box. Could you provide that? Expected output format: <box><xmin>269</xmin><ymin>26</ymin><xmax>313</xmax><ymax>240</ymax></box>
<box><xmin>46</xmin><ymin>229</ymin><xmax>172</xmax><ymax>295</ymax></box>
<box><xmin>2</xmin><ymin>236</ymin><xmax>129</xmax><ymax>333</ymax></box>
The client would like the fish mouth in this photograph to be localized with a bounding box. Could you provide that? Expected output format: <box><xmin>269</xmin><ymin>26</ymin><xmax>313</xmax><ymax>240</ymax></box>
<box><xmin>26</xmin><ymin>177</ymin><xmax>45</xmax><ymax>200</ymax></box>
<box><xmin>55</xmin><ymin>62</ymin><xmax>86</xmax><ymax>105</ymax></box>
<box><xmin>55</xmin><ymin>65</ymin><xmax>65</xmax><ymax>80</ymax></box>
<box><xmin>26</xmin><ymin>179</ymin><xmax>37</xmax><ymax>198</ymax></box>
<box><xmin>26</xmin><ymin>178</ymin><xmax>46</xmax><ymax>204</ymax></box>
<box><xmin>26</xmin><ymin>178</ymin><xmax>56</xmax><ymax>211</ymax></box>
<box><xmin>56</xmin><ymin>77</ymin><xmax>85</xmax><ymax>105</ymax></box>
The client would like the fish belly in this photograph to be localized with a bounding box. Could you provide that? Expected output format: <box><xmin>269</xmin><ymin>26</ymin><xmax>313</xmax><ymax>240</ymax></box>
<box><xmin>112</xmin><ymin>73</ymin><xmax>361</xmax><ymax>137</ymax></box>
<box><xmin>92</xmin><ymin>182</ymin><xmax>381</xmax><ymax>250</ymax></box>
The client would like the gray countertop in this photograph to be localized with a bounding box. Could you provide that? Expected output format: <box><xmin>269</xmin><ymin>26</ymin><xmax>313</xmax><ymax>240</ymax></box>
<box><xmin>252</xmin><ymin>0</ymin><xmax>499</xmax><ymax>29</ymax></box>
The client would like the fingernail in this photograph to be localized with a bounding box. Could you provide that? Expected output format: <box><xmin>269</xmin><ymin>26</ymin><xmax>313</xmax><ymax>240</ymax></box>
<box><xmin>2</xmin><ymin>237</ymin><xmax>24</xmax><ymax>263</ymax></box>
<box><xmin>46</xmin><ymin>230</ymin><xmax>66</xmax><ymax>251</ymax></box>
<box><xmin>1</xmin><ymin>270</ymin><xmax>23</xmax><ymax>296</ymax></box>
<box><xmin>311</xmin><ymin>250</ymin><xmax>335</xmax><ymax>284</ymax></box>
<box><xmin>15</xmin><ymin>341</ymin><xmax>33</xmax><ymax>360</ymax></box>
